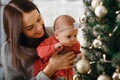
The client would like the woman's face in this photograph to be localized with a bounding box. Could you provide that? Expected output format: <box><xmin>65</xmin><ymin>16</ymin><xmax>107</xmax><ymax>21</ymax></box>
<box><xmin>22</xmin><ymin>10</ymin><xmax>44</xmax><ymax>38</ymax></box>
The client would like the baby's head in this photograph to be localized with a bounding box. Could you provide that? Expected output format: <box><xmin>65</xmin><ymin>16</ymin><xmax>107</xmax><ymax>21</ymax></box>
<box><xmin>53</xmin><ymin>15</ymin><xmax>78</xmax><ymax>47</ymax></box>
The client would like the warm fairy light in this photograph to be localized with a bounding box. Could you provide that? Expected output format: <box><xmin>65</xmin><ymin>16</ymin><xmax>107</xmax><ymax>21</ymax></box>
<box><xmin>109</xmin><ymin>33</ymin><xmax>112</xmax><ymax>37</ymax></box>
<box><xmin>97</xmin><ymin>35</ymin><xmax>101</xmax><ymax>39</ymax></box>
<box><xmin>108</xmin><ymin>26</ymin><xmax>118</xmax><ymax>37</ymax></box>
<box><xmin>116</xmin><ymin>10</ymin><xmax>120</xmax><ymax>14</ymax></box>
<box><xmin>103</xmin><ymin>54</ymin><xmax>106</xmax><ymax>61</ymax></box>
<box><xmin>89</xmin><ymin>46</ymin><xmax>93</xmax><ymax>49</ymax></box>
<box><xmin>88</xmin><ymin>69</ymin><xmax>92</xmax><ymax>74</ymax></box>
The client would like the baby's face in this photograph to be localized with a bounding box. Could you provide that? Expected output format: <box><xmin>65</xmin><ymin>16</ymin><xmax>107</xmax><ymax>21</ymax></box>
<box><xmin>56</xmin><ymin>27</ymin><xmax>78</xmax><ymax>47</ymax></box>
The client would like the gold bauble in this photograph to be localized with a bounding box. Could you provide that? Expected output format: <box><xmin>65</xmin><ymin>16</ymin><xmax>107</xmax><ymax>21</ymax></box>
<box><xmin>91</xmin><ymin>0</ymin><xmax>102</xmax><ymax>9</ymax></box>
<box><xmin>93</xmin><ymin>39</ymin><xmax>102</xmax><ymax>48</ymax></box>
<box><xmin>73</xmin><ymin>74</ymin><xmax>80</xmax><ymax>80</ymax></box>
<box><xmin>95</xmin><ymin>3</ymin><xmax>107</xmax><ymax>18</ymax></box>
<box><xmin>76</xmin><ymin>56</ymin><xmax>91</xmax><ymax>74</ymax></box>
<box><xmin>97</xmin><ymin>73</ymin><xmax>111</xmax><ymax>80</ymax></box>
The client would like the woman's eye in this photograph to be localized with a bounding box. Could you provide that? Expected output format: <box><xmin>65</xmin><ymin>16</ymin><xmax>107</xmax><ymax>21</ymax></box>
<box><xmin>37</xmin><ymin>19</ymin><xmax>40</xmax><ymax>22</ymax></box>
<box><xmin>27</xmin><ymin>26</ymin><xmax>34</xmax><ymax>30</ymax></box>
<box><xmin>37</xmin><ymin>17</ymin><xmax>41</xmax><ymax>22</ymax></box>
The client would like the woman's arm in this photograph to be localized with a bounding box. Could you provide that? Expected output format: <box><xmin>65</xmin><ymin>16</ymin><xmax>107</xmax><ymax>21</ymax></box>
<box><xmin>32</xmin><ymin>71</ymin><xmax>51</xmax><ymax>80</ymax></box>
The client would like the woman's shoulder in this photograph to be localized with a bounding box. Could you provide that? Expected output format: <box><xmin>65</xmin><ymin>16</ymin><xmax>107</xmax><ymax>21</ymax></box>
<box><xmin>1</xmin><ymin>41</ymin><xmax>8</xmax><ymax>49</ymax></box>
<box><xmin>1</xmin><ymin>41</ymin><xmax>11</xmax><ymax>63</ymax></box>
<box><xmin>1</xmin><ymin>41</ymin><xmax>9</xmax><ymax>55</ymax></box>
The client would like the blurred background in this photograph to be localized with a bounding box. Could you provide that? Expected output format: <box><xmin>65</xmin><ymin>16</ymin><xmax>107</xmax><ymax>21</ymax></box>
<box><xmin>33</xmin><ymin>0</ymin><xmax>85</xmax><ymax>26</ymax></box>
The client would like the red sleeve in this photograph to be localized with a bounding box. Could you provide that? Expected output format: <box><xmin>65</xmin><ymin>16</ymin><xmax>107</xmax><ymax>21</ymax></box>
<box><xmin>37</xmin><ymin>36</ymin><xmax>57</xmax><ymax>58</ymax></box>
<box><xmin>71</xmin><ymin>41</ymin><xmax>81</xmax><ymax>54</ymax></box>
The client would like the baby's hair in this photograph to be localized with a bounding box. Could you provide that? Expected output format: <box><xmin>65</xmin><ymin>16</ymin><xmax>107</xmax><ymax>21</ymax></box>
<box><xmin>53</xmin><ymin>15</ymin><xmax>75</xmax><ymax>31</ymax></box>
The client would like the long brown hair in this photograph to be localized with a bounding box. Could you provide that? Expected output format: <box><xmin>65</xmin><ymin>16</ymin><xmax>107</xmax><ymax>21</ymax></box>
<box><xmin>3</xmin><ymin>0</ymin><xmax>48</xmax><ymax>70</ymax></box>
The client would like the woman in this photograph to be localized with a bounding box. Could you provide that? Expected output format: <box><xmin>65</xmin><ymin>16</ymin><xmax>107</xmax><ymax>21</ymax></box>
<box><xmin>1</xmin><ymin>0</ymin><xmax>75</xmax><ymax>80</ymax></box>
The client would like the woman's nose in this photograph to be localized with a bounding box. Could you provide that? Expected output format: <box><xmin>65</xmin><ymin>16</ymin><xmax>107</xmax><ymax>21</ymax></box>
<box><xmin>36</xmin><ymin>24</ymin><xmax>42</xmax><ymax>31</ymax></box>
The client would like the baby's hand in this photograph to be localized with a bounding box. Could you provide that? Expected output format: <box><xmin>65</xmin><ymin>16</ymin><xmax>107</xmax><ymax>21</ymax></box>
<box><xmin>77</xmin><ymin>53</ymin><xmax>83</xmax><ymax>57</ymax></box>
<box><xmin>55</xmin><ymin>42</ymin><xmax>63</xmax><ymax>50</ymax></box>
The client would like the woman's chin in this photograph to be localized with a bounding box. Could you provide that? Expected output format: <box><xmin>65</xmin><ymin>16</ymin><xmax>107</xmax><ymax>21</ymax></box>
<box><xmin>33</xmin><ymin>33</ymin><xmax>44</xmax><ymax>38</ymax></box>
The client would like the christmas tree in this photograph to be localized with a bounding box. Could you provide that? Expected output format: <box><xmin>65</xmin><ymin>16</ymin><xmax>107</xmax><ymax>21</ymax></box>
<box><xmin>75</xmin><ymin>0</ymin><xmax>120</xmax><ymax>80</ymax></box>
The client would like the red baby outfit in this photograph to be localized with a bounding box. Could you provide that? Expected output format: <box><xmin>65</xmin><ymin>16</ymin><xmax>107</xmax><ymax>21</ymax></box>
<box><xmin>34</xmin><ymin>36</ymin><xmax>80</xmax><ymax>80</ymax></box>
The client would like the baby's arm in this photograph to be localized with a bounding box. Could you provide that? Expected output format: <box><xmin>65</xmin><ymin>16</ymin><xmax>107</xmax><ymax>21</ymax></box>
<box><xmin>54</xmin><ymin>42</ymin><xmax>63</xmax><ymax>50</ymax></box>
<box><xmin>37</xmin><ymin>41</ymin><xmax>63</xmax><ymax>58</ymax></box>
<box><xmin>37</xmin><ymin>37</ymin><xmax>56</xmax><ymax>58</ymax></box>
<box><xmin>37</xmin><ymin>44</ymin><xmax>55</xmax><ymax>58</ymax></box>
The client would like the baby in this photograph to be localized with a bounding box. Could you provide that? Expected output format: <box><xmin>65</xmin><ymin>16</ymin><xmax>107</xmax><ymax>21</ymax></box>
<box><xmin>34</xmin><ymin>15</ymin><xmax>81</xmax><ymax>80</ymax></box>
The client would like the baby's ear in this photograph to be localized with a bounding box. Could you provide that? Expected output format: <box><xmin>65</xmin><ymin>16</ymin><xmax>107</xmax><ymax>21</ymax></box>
<box><xmin>54</xmin><ymin>31</ymin><xmax>58</xmax><ymax>39</ymax></box>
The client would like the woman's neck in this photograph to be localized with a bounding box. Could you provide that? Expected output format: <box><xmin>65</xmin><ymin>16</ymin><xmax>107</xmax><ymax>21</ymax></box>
<box><xmin>20</xmin><ymin>34</ymin><xmax>42</xmax><ymax>48</ymax></box>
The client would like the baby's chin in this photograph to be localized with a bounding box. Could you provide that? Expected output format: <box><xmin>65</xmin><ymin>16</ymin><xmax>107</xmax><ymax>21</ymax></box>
<box><xmin>63</xmin><ymin>44</ymin><xmax>73</xmax><ymax>47</ymax></box>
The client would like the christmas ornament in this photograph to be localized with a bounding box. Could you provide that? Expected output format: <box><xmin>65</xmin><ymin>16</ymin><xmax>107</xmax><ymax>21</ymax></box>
<box><xmin>73</xmin><ymin>74</ymin><xmax>80</xmax><ymax>80</ymax></box>
<box><xmin>85</xmin><ymin>7</ymin><xmax>94</xmax><ymax>17</ymax></box>
<box><xmin>97</xmin><ymin>72</ymin><xmax>111</xmax><ymax>80</ymax></box>
<box><xmin>79</xmin><ymin>13</ymin><xmax>87</xmax><ymax>23</ymax></box>
<box><xmin>102</xmin><ymin>54</ymin><xmax>112</xmax><ymax>63</ymax></box>
<box><xmin>103</xmin><ymin>54</ymin><xmax>106</xmax><ymax>62</ymax></box>
<box><xmin>116</xmin><ymin>11</ymin><xmax>120</xmax><ymax>21</ymax></box>
<box><xmin>112</xmin><ymin>68</ymin><xmax>120</xmax><ymax>80</ymax></box>
<box><xmin>91</xmin><ymin>0</ymin><xmax>102</xmax><ymax>9</ymax></box>
<box><xmin>116</xmin><ymin>10</ymin><xmax>120</xmax><ymax>27</ymax></box>
<box><xmin>85</xmin><ymin>7</ymin><xmax>96</xmax><ymax>24</ymax></box>
<box><xmin>95</xmin><ymin>3</ymin><xmax>108</xmax><ymax>18</ymax></box>
<box><xmin>90</xmin><ymin>36</ymin><xmax>102</xmax><ymax>49</ymax></box>
<box><xmin>116</xmin><ymin>10</ymin><xmax>120</xmax><ymax>14</ymax></box>
<box><xmin>93</xmin><ymin>39</ymin><xmax>102</xmax><ymax>48</ymax></box>
<box><xmin>76</xmin><ymin>55</ymin><xmax>91</xmax><ymax>74</ymax></box>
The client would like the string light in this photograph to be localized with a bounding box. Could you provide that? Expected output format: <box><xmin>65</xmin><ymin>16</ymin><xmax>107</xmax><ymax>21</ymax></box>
<box><xmin>109</xmin><ymin>26</ymin><xmax>118</xmax><ymax>37</ymax></box>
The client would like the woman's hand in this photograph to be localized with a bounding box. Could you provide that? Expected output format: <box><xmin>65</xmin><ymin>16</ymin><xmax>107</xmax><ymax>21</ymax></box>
<box><xmin>50</xmin><ymin>49</ymin><xmax>75</xmax><ymax>70</ymax></box>
<box><xmin>43</xmin><ymin>48</ymin><xmax>75</xmax><ymax>78</ymax></box>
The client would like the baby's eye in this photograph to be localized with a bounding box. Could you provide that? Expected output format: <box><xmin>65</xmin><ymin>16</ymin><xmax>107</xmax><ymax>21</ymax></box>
<box><xmin>74</xmin><ymin>35</ymin><xmax>77</xmax><ymax>37</ymax></box>
<box><xmin>67</xmin><ymin>36</ymin><xmax>71</xmax><ymax>39</ymax></box>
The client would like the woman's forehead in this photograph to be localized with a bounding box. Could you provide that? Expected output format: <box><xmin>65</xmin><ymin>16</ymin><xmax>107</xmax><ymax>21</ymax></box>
<box><xmin>22</xmin><ymin>9</ymin><xmax>40</xmax><ymax>27</ymax></box>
